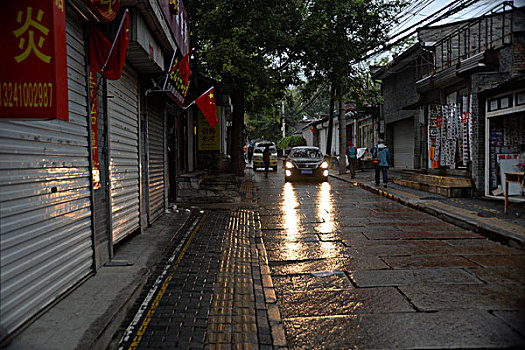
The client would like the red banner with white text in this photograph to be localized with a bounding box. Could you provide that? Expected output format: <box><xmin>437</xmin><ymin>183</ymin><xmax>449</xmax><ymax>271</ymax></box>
<box><xmin>0</xmin><ymin>1</ymin><xmax>68</xmax><ymax>120</ymax></box>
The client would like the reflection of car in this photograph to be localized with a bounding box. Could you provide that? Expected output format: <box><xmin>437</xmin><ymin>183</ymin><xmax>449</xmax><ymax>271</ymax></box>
<box><xmin>252</xmin><ymin>142</ymin><xmax>278</xmax><ymax>171</ymax></box>
<box><xmin>284</xmin><ymin>146</ymin><xmax>329</xmax><ymax>182</ymax></box>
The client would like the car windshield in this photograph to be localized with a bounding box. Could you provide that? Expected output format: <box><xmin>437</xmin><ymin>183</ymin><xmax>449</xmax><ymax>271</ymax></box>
<box><xmin>254</xmin><ymin>146</ymin><xmax>277</xmax><ymax>153</ymax></box>
<box><xmin>290</xmin><ymin>148</ymin><xmax>322</xmax><ymax>159</ymax></box>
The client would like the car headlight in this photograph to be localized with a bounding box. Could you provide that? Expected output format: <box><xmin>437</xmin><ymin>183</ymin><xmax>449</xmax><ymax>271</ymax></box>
<box><xmin>320</xmin><ymin>161</ymin><xmax>329</xmax><ymax>169</ymax></box>
<box><xmin>285</xmin><ymin>161</ymin><xmax>294</xmax><ymax>169</ymax></box>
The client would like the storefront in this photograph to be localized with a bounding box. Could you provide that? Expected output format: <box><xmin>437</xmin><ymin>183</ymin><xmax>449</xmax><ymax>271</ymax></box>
<box><xmin>392</xmin><ymin>117</ymin><xmax>415</xmax><ymax>168</ymax></box>
<box><xmin>107</xmin><ymin>65</ymin><xmax>141</xmax><ymax>244</ymax></box>
<box><xmin>485</xmin><ymin>89</ymin><xmax>525</xmax><ymax>197</ymax></box>
<box><xmin>0</xmin><ymin>4</ymin><xmax>94</xmax><ymax>340</ymax></box>
<box><xmin>427</xmin><ymin>89</ymin><xmax>472</xmax><ymax>170</ymax></box>
<box><xmin>357</xmin><ymin>117</ymin><xmax>375</xmax><ymax>159</ymax></box>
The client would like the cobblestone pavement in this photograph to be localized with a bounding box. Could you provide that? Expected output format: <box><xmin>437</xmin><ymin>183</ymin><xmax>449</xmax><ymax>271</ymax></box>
<box><xmin>114</xmin><ymin>209</ymin><xmax>286</xmax><ymax>350</ymax></box>
<box><xmin>254</xmin><ymin>169</ymin><xmax>525</xmax><ymax>349</ymax></box>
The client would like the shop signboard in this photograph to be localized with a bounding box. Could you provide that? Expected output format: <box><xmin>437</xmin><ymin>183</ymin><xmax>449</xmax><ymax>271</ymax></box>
<box><xmin>156</xmin><ymin>0</ymin><xmax>189</xmax><ymax>55</ymax></box>
<box><xmin>163</xmin><ymin>50</ymin><xmax>190</xmax><ymax>106</ymax></box>
<box><xmin>197</xmin><ymin>110</ymin><xmax>220</xmax><ymax>152</ymax></box>
<box><xmin>0</xmin><ymin>1</ymin><xmax>68</xmax><ymax>120</ymax></box>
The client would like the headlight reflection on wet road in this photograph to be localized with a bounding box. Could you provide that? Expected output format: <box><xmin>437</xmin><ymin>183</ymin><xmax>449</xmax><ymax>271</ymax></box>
<box><xmin>281</xmin><ymin>182</ymin><xmax>338</xmax><ymax>261</ymax></box>
<box><xmin>317</xmin><ymin>182</ymin><xmax>338</xmax><ymax>258</ymax></box>
<box><xmin>282</xmin><ymin>182</ymin><xmax>301</xmax><ymax>260</ymax></box>
<box><xmin>317</xmin><ymin>182</ymin><xmax>334</xmax><ymax>234</ymax></box>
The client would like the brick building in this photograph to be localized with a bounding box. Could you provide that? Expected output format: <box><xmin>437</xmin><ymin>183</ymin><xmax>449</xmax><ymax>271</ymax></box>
<box><xmin>374</xmin><ymin>3</ymin><xmax>525</xmax><ymax>197</ymax></box>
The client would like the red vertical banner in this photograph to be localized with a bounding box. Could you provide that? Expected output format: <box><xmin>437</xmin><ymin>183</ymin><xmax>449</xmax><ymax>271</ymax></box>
<box><xmin>89</xmin><ymin>69</ymin><xmax>100</xmax><ymax>189</ymax></box>
<box><xmin>0</xmin><ymin>1</ymin><xmax>68</xmax><ymax>119</ymax></box>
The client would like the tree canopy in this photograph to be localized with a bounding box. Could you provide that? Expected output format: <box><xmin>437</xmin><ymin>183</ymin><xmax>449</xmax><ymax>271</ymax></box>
<box><xmin>186</xmin><ymin>0</ymin><xmax>404</xmax><ymax>174</ymax></box>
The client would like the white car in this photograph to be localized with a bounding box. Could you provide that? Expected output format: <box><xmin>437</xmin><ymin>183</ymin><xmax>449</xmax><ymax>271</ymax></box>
<box><xmin>252</xmin><ymin>142</ymin><xmax>278</xmax><ymax>171</ymax></box>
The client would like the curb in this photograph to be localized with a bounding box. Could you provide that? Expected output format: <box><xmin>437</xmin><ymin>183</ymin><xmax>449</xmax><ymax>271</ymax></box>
<box><xmin>254</xmin><ymin>212</ymin><xmax>288</xmax><ymax>350</ymax></box>
<box><xmin>330</xmin><ymin>174</ymin><xmax>525</xmax><ymax>249</ymax></box>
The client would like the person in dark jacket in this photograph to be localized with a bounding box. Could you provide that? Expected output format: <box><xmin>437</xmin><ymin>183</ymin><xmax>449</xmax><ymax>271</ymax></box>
<box><xmin>263</xmin><ymin>145</ymin><xmax>270</xmax><ymax>175</ymax></box>
<box><xmin>346</xmin><ymin>141</ymin><xmax>357</xmax><ymax>178</ymax></box>
<box><xmin>372</xmin><ymin>139</ymin><xmax>392</xmax><ymax>187</ymax></box>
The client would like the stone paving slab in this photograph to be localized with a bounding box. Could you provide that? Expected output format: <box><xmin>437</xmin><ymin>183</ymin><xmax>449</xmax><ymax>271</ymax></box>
<box><xmin>493</xmin><ymin>310</ymin><xmax>525</xmax><ymax>337</ymax></box>
<box><xmin>351</xmin><ymin>268</ymin><xmax>482</xmax><ymax>287</ymax></box>
<box><xmin>277</xmin><ymin>288</ymin><xmax>415</xmax><ymax>317</ymax></box>
<box><xmin>400</xmin><ymin>283</ymin><xmax>525</xmax><ymax>311</ymax></box>
<box><xmin>383</xmin><ymin>255</ymin><xmax>480</xmax><ymax>269</ymax></box>
<box><xmin>466</xmin><ymin>266</ymin><xmax>525</xmax><ymax>284</ymax></box>
<box><xmin>282</xmin><ymin>311</ymin><xmax>525</xmax><ymax>348</ymax></box>
<box><xmin>465</xmin><ymin>254</ymin><xmax>525</xmax><ymax>268</ymax></box>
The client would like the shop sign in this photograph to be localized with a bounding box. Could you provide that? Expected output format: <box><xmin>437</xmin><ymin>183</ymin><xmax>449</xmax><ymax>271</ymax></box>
<box><xmin>197</xmin><ymin>110</ymin><xmax>220</xmax><ymax>152</ymax></box>
<box><xmin>89</xmin><ymin>71</ymin><xmax>101</xmax><ymax>189</ymax></box>
<box><xmin>157</xmin><ymin>0</ymin><xmax>189</xmax><ymax>55</ymax></box>
<box><xmin>82</xmin><ymin>0</ymin><xmax>120</xmax><ymax>22</ymax></box>
<box><xmin>0</xmin><ymin>1</ymin><xmax>68</xmax><ymax>120</ymax></box>
<box><xmin>163</xmin><ymin>50</ymin><xmax>190</xmax><ymax>107</ymax></box>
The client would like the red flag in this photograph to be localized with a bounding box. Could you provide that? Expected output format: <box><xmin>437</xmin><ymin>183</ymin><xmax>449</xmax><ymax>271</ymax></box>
<box><xmin>196</xmin><ymin>87</ymin><xmax>218</xmax><ymax>128</ymax></box>
<box><xmin>89</xmin><ymin>10</ymin><xmax>129</xmax><ymax>80</ymax></box>
<box><xmin>175</xmin><ymin>51</ymin><xmax>192</xmax><ymax>85</ymax></box>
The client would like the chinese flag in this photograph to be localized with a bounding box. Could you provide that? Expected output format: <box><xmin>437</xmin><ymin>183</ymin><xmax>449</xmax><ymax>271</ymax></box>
<box><xmin>89</xmin><ymin>10</ymin><xmax>129</xmax><ymax>80</ymax></box>
<box><xmin>196</xmin><ymin>87</ymin><xmax>218</xmax><ymax>128</ymax></box>
<box><xmin>175</xmin><ymin>53</ymin><xmax>191</xmax><ymax>85</ymax></box>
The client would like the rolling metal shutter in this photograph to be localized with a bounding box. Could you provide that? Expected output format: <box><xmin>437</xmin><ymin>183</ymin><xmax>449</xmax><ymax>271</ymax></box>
<box><xmin>147</xmin><ymin>104</ymin><xmax>165</xmax><ymax>223</ymax></box>
<box><xmin>393</xmin><ymin>117</ymin><xmax>415</xmax><ymax>169</ymax></box>
<box><xmin>0</xmin><ymin>9</ymin><xmax>93</xmax><ymax>338</ymax></box>
<box><xmin>107</xmin><ymin>65</ymin><xmax>140</xmax><ymax>244</ymax></box>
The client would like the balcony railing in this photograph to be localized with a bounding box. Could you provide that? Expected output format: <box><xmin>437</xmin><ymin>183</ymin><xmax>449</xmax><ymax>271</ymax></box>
<box><xmin>420</xmin><ymin>1</ymin><xmax>515</xmax><ymax>78</ymax></box>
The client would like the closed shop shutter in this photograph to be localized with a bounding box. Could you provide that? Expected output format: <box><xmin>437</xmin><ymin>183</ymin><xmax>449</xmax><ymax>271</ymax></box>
<box><xmin>0</xmin><ymin>9</ymin><xmax>93</xmax><ymax>338</ymax></box>
<box><xmin>108</xmin><ymin>65</ymin><xmax>140</xmax><ymax>244</ymax></box>
<box><xmin>148</xmin><ymin>104</ymin><xmax>165</xmax><ymax>223</ymax></box>
<box><xmin>393</xmin><ymin>117</ymin><xmax>415</xmax><ymax>169</ymax></box>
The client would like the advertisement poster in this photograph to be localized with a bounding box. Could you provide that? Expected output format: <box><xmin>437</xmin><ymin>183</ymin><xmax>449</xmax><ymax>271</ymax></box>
<box><xmin>197</xmin><ymin>110</ymin><xmax>220</xmax><ymax>152</ymax></box>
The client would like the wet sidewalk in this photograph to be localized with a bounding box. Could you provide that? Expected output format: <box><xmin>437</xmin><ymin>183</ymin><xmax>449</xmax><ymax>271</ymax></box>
<box><xmin>115</xmin><ymin>209</ymin><xmax>285</xmax><ymax>350</ymax></box>
<box><xmin>330</xmin><ymin>168</ymin><xmax>525</xmax><ymax>249</ymax></box>
<box><xmin>3</xmin><ymin>202</ymin><xmax>286</xmax><ymax>350</ymax></box>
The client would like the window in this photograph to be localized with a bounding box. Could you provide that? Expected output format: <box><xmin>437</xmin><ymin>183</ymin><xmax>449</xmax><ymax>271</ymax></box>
<box><xmin>488</xmin><ymin>95</ymin><xmax>513</xmax><ymax>112</ymax></box>
<box><xmin>516</xmin><ymin>91</ymin><xmax>525</xmax><ymax>106</ymax></box>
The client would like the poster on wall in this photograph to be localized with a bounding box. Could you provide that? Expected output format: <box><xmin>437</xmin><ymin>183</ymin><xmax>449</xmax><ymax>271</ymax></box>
<box><xmin>0</xmin><ymin>1</ymin><xmax>68</xmax><ymax>120</ymax></box>
<box><xmin>197</xmin><ymin>110</ymin><xmax>220</xmax><ymax>152</ymax></box>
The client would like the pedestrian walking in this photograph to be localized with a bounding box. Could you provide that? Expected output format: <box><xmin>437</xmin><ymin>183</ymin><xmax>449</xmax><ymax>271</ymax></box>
<box><xmin>372</xmin><ymin>139</ymin><xmax>391</xmax><ymax>187</ymax></box>
<box><xmin>263</xmin><ymin>145</ymin><xmax>270</xmax><ymax>175</ymax></box>
<box><xmin>346</xmin><ymin>141</ymin><xmax>357</xmax><ymax>178</ymax></box>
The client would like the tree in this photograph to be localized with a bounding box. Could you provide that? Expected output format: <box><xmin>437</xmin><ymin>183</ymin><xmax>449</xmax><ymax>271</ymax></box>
<box><xmin>245</xmin><ymin>104</ymin><xmax>282</xmax><ymax>143</ymax></box>
<box><xmin>186</xmin><ymin>0</ymin><xmax>303</xmax><ymax>175</ymax></box>
<box><xmin>296</xmin><ymin>0</ymin><xmax>404</xmax><ymax>172</ymax></box>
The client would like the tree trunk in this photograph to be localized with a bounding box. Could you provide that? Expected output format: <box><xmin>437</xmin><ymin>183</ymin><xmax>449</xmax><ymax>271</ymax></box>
<box><xmin>230</xmin><ymin>89</ymin><xmax>245</xmax><ymax>176</ymax></box>
<box><xmin>326</xmin><ymin>85</ymin><xmax>335</xmax><ymax>156</ymax></box>
<box><xmin>338</xmin><ymin>98</ymin><xmax>347</xmax><ymax>175</ymax></box>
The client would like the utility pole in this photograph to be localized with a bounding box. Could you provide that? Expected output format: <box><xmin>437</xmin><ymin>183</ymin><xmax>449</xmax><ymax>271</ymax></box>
<box><xmin>281</xmin><ymin>100</ymin><xmax>285</xmax><ymax>138</ymax></box>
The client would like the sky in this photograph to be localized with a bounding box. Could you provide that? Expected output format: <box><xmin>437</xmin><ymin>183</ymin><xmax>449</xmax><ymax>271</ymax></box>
<box><xmin>368</xmin><ymin>0</ymin><xmax>525</xmax><ymax>64</ymax></box>
<box><xmin>390</xmin><ymin>0</ymin><xmax>525</xmax><ymax>41</ymax></box>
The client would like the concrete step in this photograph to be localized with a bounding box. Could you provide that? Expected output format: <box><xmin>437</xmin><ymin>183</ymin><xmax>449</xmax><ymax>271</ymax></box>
<box><xmin>400</xmin><ymin>172</ymin><xmax>473</xmax><ymax>187</ymax></box>
<box><xmin>176</xmin><ymin>172</ymin><xmax>241</xmax><ymax>203</ymax></box>
<box><xmin>391</xmin><ymin>178</ymin><xmax>474</xmax><ymax>198</ymax></box>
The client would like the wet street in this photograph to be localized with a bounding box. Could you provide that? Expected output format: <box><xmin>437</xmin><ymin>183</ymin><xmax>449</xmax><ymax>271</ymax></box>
<box><xmin>255</xmin><ymin>170</ymin><xmax>525</xmax><ymax>348</ymax></box>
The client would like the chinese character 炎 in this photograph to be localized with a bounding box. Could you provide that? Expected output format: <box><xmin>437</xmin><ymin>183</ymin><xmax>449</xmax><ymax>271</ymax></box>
<box><xmin>13</xmin><ymin>7</ymin><xmax>51</xmax><ymax>63</ymax></box>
